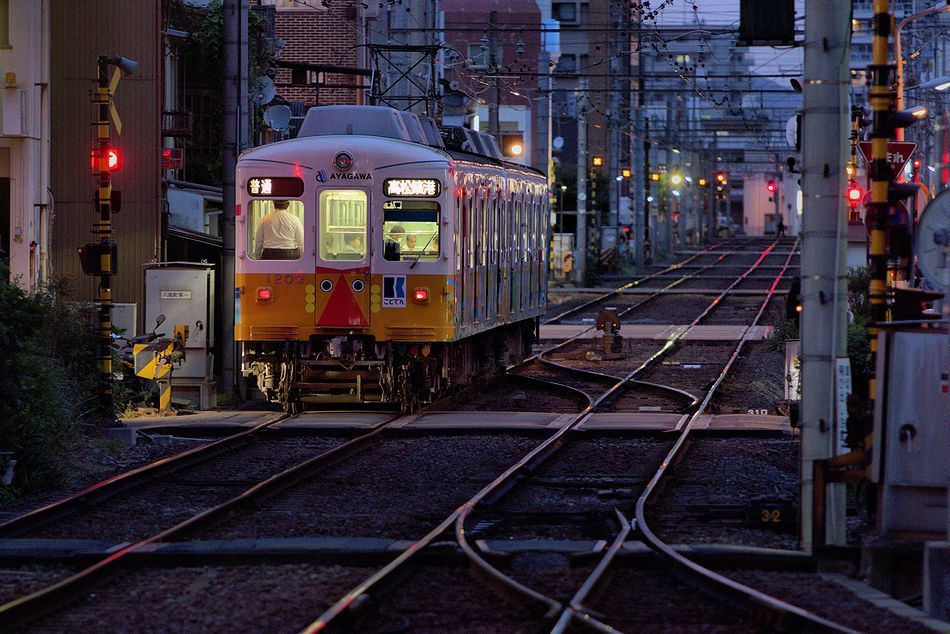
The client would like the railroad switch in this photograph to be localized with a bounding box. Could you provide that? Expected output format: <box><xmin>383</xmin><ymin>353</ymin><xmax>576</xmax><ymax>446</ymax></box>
<box><xmin>134</xmin><ymin>323</ymin><xmax>189</xmax><ymax>412</ymax></box>
<box><xmin>588</xmin><ymin>309</ymin><xmax>624</xmax><ymax>361</ymax></box>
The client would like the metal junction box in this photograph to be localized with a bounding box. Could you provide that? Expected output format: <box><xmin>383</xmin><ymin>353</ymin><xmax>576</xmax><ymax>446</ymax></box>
<box><xmin>143</xmin><ymin>262</ymin><xmax>215</xmax><ymax>407</ymax></box>
<box><xmin>872</xmin><ymin>330</ymin><xmax>949</xmax><ymax>537</ymax></box>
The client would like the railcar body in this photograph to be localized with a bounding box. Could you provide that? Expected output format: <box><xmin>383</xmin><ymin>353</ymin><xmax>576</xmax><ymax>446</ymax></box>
<box><xmin>236</xmin><ymin>106</ymin><xmax>549</xmax><ymax>410</ymax></box>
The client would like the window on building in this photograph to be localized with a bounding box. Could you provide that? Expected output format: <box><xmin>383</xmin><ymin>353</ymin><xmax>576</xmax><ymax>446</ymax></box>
<box><xmin>319</xmin><ymin>190</ymin><xmax>366</xmax><ymax>261</ymax></box>
<box><xmin>382</xmin><ymin>201</ymin><xmax>440</xmax><ymax>263</ymax></box>
<box><xmin>0</xmin><ymin>1</ymin><xmax>9</xmax><ymax>48</ymax></box>
<box><xmin>552</xmin><ymin>2</ymin><xmax>578</xmax><ymax>23</ymax></box>
<box><xmin>247</xmin><ymin>199</ymin><xmax>306</xmax><ymax>260</ymax></box>
<box><xmin>554</xmin><ymin>54</ymin><xmax>577</xmax><ymax>74</ymax></box>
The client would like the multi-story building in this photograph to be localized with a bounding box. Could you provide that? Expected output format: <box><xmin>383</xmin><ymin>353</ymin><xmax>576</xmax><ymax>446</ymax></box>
<box><xmin>0</xmin><ymin>1</ymin><xmax>51</xmax><ymax>290</ymax></box>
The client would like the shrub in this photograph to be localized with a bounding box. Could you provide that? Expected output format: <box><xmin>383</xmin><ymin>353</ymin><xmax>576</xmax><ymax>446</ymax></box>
<box><xmin>0</xmin><ymin>272</ymin><xmax>99</xmax><ymax>494</ymax></box>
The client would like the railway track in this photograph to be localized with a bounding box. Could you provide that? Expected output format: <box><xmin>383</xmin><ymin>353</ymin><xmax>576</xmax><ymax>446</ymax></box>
<box><xmin>0</xmin><ymin>237</ymin><xmax>903</xmax><ymax>632</ymax></box>
<box><xmin>302</xmin><ymin>237</ymin><xmax>859</xmax><ymax>632</ymax></box>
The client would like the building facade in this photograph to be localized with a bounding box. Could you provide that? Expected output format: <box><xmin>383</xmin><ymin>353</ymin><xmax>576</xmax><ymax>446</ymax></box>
<box><xmin>0</xmin><ymin>0</ymin><xmax>51</xmax><ymax>290</ymax></box>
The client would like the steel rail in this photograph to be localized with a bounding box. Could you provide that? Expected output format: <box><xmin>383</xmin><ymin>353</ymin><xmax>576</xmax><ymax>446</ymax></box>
<box><xmin>448</xmin><ymin>240</ymin><xmax>785</xmax><ymax>622</ymax></box>
<box><xmin>0</xmin><ymin>412</ymin><xmax>404</xmax><ymax>626</ymax></box>
<box><xmin>299</xmin><ymin>242</ymin><xmax>782</xmax><ymax>632</ymax></box>
<box><xmin>558</xmin><ymin>238</ymin><xmax>857</xmax><ymax>633</ymax></box>
<box><xmin>0</xmin><ymin>411</ymin><xmax>290</xmax><ymax>538</ymax></box>
<box><xmin>544</xmin><ymin>238</ymin><xmax>745</xmax><ymax>325</ymax></box>
<box><xmin>301</xmin><ymin>239</ymin><xmax>787</xmax><ymax>632</ymax></box>
<box><xmin>551</xmin><ymin>238</ymin><xmax>799</xmax><ymax>633</ymax></box>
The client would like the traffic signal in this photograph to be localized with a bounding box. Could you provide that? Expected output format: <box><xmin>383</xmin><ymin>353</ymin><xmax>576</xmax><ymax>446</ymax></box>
<box><xmin>501</xmin><ymin>133</ymin><xmax>524</xmax><ymax>157</ymax></box>
<box><xmin>621</xmin><ymin>167</ymin><xmax>632</xmax><ymax>178</ymax></box>
<box><xmin>698</xmin><ymin>178</ymin><xmax>708</xmax><ymax>186</ymax></box>
<box><xmin>650</xmin><ymin>172</ymin><xmax>660</xmax><ymax>181</ymax></box>
<box><xmin>592</xmin><ymin>155</ymin><xmax>604</xmax><ymax>167</ymax></box>
<box><xmin>846</xmin><ymin>183</ymin><xmax>863</xmax><ymax>206</ymax></box>
<box><xmin>715</xmin><ymin>171</ymin><xmax>727</xmax><ymax>184</ymax></box>
<box><xmin>766</xmin><ymin>180</ymin><xmax>776</xmax><ymax>193</ymax></box>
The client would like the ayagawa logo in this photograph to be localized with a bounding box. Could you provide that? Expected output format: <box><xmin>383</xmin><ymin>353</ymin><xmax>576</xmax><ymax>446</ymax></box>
<box><xmin>315</xmin><ymin>170</ymin><xmax>328</xmax><ymax>183</ymax></box>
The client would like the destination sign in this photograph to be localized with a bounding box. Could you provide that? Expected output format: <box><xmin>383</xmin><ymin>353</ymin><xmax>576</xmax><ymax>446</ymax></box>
<box><xmin>383</xmin><ymin>178</ymin><xmax>441</xmax><ymax>198</ymax></box>
<box><xmin>246</xmin><ymin>177</ymin><xmax>304</xmax><ymax>198</ymax></box>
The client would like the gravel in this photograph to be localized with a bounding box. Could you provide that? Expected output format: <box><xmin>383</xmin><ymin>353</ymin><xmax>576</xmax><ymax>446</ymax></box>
<box><xmin>28</xmin><ymin>435</ymin><xmax>344</xmax><ymax>542</ymax></box>
<box><xmin>447</xmin><ymin>376</ymin><xmax>584</xmax><ymax>413</ymax></box>
<box><xmin>712</xmin><ymin>341</ymin><xmax>787</xmax><ymax>413</ymax></box>
<box><xmin>0</xmin><ymin>435</ymin><xmax>204</xmax><ymax>525</ymax></box>
<box><xmin>348</xmin><ymin>563</ymin><xmax>552</xmax><ymax>632</ymax></box>
<box><xmin>585</xmin><ymin>567</ymin><xmax>768</xmax><ymax>632</ymax></box>
<box><xmin>25</xmin><ymin>563</ymin><xmax>370</xmax><ymax>632</ymax></box>
<box><xmin>0</xmin><ymin>565</ymin><xmax>75</xmax><ymax>606</ymax></box>
<box><xmin>204</xmin><ymin>434</ymin><xmax>541</xmax><ymax>541</ymax></box>
<box><xmin>650</xmin><ymin>437</ymin><xmax>800</xmax><ymax>549</ymax></box>
<box><xmin>471</xmin><ymin>437</ymin><xmax>673</xmax><ymax>541</ymax></box>
<box><xmin>621</xmin><ymin>293</ymin><xmax>712</xmax><ymax>323</ymax></box>
<box><xmin>724</xmin><ymin>570</ymin><xmax>934</xmax><ymax>633</ymax></box>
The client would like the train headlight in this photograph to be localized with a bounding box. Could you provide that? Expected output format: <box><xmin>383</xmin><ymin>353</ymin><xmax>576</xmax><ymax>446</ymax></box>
<box><xmin>256</xmin><ymin>287</ymin><xmax>273</xmax><ymax>302</ymax></box>
<box><xmin>412</xmin><ymin>287</ymin><xmax>429</xmax><ymax>304</ymax></box>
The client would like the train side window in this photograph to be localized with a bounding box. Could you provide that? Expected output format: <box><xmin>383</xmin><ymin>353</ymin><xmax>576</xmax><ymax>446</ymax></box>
<box><xmin>319</xmin><ymin>190</ymin><xmax>367</xmax><ymax>261</ymax></box>
<box><xmin>247</xmin><ymin>199</ymin><xmax>305</xmax><ymax>260</ymax></box>
<box><xmin>382</xmin><ymin>201</ymin><xmax>440</xmax><ymax>262</ymax></box>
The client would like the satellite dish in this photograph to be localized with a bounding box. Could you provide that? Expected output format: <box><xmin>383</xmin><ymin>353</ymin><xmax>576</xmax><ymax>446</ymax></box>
<box><xmin>552</xmin><ymin>136</ymin><xmax>564</xmax><ymax>150</ymax></box>
<box><xmin>263</xmin><ymin>104</ymin><xmax>292</xmax><ymax>131</ymax></box>
<box><xmin>253</xmin><ymin>77</ymin><xmax>277</xmax><ymax>105</ymax></box>
<box><xmin>914</xmin><ymin>188</ymin><xmax>950</xmax><ymax>291</ymax></box>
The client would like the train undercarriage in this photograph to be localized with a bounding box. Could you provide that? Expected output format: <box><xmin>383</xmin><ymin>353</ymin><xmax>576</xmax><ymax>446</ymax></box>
<box><xmin>242</xmin><ymin>319</ymin><xmax>537</xmax><ymax>412</ymax></box>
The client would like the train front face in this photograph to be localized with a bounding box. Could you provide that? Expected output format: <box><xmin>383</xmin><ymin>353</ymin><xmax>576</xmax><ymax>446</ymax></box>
<box><xmin>235</xmin><ymin>137</ymin><xmax>456</xmax><ymax>408</ymax></box>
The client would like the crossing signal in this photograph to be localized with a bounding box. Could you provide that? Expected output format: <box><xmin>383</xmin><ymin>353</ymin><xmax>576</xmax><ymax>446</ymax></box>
<box><xmin>846</xmin><ymin>183</ymin><xmax>863</xmax><ymax>206</ymax></box>
<box><xmin>592</xmin><ymin>156</ymin><xmax>604</xmax><ymax>167</ymax></box>
<box><xmin>766</xmin><ymin>180</ymin><xmax>776</xmax><ymax>193</ymax></box>
<box><xmin>108</xmin><ymin>149</ymin><xmax>119</xmax><ymax>170</ymax></box>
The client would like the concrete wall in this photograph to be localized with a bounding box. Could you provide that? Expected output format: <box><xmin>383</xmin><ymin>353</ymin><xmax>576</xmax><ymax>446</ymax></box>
<box><xmin>0</xmin><ymin>0</ymin><xmax>51</xmax><ymax>291</ymax></box>
<box><xmin>49</xmin><ymin>0</ymin><xmax>162</xmax><ymax>304</ymax></box>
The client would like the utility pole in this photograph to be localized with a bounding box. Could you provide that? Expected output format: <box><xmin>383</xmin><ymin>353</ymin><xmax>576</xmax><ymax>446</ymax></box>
<box><xmin>488</xmin><ymin>11</ymin><xmax>500</xmax><ymax>138</ymax></box>
<box><xmin>575</xmin><ymin>80</ymin><xmax>588</xmax><ymax>285</ymax></box>
<box><xmin>800</xmin><ymin>0</ymin><xmax>850</xmax><ymax>550</ymax></box>
<box><xmin>632</xmin><ymin>14</ymin><xmax>645</xmax><ymax>268</ymax></box>
<box><xmin>643</xmin><ymin>118</ymin><xmax>652</xmax><ymax>263</ymax></box>
<box><xmin>222</xmin><ymin>0</ymin><xmax>248</xmax><ymax>398</ymax></box>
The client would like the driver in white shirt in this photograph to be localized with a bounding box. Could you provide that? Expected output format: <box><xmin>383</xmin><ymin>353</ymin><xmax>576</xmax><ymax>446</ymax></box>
<box><xmin>255</xmin><ymin>200</ymin><xmax>304</xmax><ymax>260</ymax></box>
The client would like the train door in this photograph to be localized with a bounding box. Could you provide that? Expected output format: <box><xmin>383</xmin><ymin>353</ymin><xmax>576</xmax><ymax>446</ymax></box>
<box><xmin>314</xmin><ymin>189</ymin><xmax>370</xmax><ymax>327</ymax></box>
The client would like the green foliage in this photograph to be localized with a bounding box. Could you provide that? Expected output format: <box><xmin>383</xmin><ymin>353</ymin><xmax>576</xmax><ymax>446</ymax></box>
<box><xmin>167</xmin><ymin>0</ymin><xmax>278</xmax><ymax>186</ymax></box>
<box><xmin>0</xmin><ymin>273</ymin><xmax>99</xmax><ymax>494</ymax></box>
<box><xmin>767</xmin><ymin>316</ymin><xmax>799</xmax><ymax>351</ymax></box>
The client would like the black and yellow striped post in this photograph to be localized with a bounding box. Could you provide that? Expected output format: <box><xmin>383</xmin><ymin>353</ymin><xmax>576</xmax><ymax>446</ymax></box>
<box><xmin>866</xmin><ymin>0</ymin><xmax>892</xmax><ymax>405</ymax></box>
<box><xmin>94</xmin><ymin>56</ymin><xmax>115</xmax><ymax>414</ymax></box>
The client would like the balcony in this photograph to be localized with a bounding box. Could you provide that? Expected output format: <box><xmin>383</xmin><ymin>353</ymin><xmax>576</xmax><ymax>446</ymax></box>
<box><xmin>162</xmin><ymin>110</ymin><xmax>193</xmax><ymax>138</ymax></box>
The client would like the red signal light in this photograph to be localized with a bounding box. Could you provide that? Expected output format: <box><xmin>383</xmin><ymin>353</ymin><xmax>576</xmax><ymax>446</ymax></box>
<box><xmin>846</xmin><ymin>184</ymin><xmax>863</xmax><ymax>204</ymax></box>
<box><xmin>412</xmin><ymin>288</ymin><xmax>429</xmax><ymax>304</ymax></box>
<box><xmin>108</xmin><ymin>149</ymin><xmax>119</xmax><ymax>170</ymax></box>
<box><xmin>766</xmin><ymin>180</ymin><xmax>776</xmax><ymax>193</ymax></box>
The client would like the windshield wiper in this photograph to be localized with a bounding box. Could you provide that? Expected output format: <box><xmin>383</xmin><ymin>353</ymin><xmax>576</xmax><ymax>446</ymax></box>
<box><xmin>409</xmin><ymin>233</ymin><xmax>437</xmax><ymax>268</ymax></box>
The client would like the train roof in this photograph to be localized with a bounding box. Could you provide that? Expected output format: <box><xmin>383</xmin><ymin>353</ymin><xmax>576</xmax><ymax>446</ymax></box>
<box><xmin>238</xmin><ymin>133</ymin><xmax>451</xmax><ymax>167</ymax></box>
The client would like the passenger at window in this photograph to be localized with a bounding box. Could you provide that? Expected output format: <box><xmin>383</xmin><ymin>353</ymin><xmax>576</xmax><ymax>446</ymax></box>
<box><xmin>255</xmin><ymin>200</ymin><xmax>304</xmax><ymax>260</ymax></box>
<box><xmin>405</xmin><ymin>233</ymin><xmax>418</xmax><ymax>252</ymax></box>
<box><xmin>384</xmin><ymin>225</ymin><xmax>404</xmax><ymax>261</ymax></box>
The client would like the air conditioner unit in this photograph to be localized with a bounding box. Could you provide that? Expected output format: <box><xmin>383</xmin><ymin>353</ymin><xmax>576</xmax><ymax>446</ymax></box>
<box><xmin>1</xmin><ymin>89</ymin><xmax>27</xmax><ymax>137</ymax></box>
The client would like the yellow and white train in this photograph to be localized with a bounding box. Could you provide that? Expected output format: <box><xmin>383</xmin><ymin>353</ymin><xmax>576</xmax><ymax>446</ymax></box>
<box><xmin>236</xmin><ymin>105</ymin><xmax>549</xmax><ymax>410</ymax></box>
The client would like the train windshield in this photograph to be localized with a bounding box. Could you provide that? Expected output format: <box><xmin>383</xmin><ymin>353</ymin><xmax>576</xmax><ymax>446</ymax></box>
<box><xmin>247</xmin><ymin>199</ymin><xmax>305</xmax><ymax>260</ymax></box>
<box><xmin>319</xmin><ymin>190</ymin><xmax>367</xmax><ymax>261</ymax></box>
<box><xmin>381</xmin><ymin>200</ymin><xmax>440</xmax><ymax>262</ymax></box>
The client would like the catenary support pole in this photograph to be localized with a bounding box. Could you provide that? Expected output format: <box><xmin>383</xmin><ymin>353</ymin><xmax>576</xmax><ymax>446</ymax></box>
<box><xmin>222</xmin><ymin>0</ymin><xmax>247</xmax><ymax>398</ymax></box>
<box><xmin>800</xmin><ymin>0</ymin><xmax>851</xmax><ymax>550</ymax></box>
<box><xmin>575</xmin><ymin>80</ymin><xmax>588</xmax><ymax>285</ymax></box>
<box><xmin>632</xmin><ymin>18</ymin><xmax>645</xmax><ymax>268</ymax></box>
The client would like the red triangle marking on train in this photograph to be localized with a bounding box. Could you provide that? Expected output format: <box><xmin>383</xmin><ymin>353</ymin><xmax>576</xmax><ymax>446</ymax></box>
<box><xmin>317</xmin><ymin>275</ymin><xmax>367</xmax><ymax>327</ymax></box>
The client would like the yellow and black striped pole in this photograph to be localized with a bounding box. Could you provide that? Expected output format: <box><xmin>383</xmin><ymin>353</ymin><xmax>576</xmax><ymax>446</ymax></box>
<box><xmin>95</xmin><ymin>56</ymin><xmax>115</xmax><ymax>414</ymax></box>
<box><xmin>866</xmin><ymin>0</ymin><xmax>892</xmax><ymax>405</ymax></box>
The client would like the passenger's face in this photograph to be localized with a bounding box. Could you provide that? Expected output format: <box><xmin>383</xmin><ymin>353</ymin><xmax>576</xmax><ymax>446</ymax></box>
<box><xmin>406</xmin><ymin>235</ymin><xmax>417</xmax><ymax>249</ymax></box>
